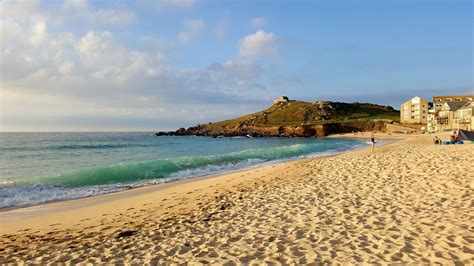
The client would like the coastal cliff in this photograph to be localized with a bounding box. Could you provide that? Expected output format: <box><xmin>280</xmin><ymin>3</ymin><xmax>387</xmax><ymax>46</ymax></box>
<box><xmin>157</xmin><ymin>100</ymin><xmax>399</xmax><ymax>137</ymax></box>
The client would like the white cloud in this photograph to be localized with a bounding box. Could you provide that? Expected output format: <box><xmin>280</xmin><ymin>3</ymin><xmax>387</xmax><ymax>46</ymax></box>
<box><xmin>29</xmin><ymin>21</ymin><xmax>47</xmax><ymax>45</ymax></box>
<box><xmin>58</xmin><ymin>0</ymin><xmax>136</xmax><ymax>26</ymax></box>
<box><xmin>219</xmin><ymin>60</ymin><xmax>263</xmax><ymax>80</ymax></box>
<box><xmin>0</xmin><ymin>2</ymin><xmax>278</xmax><ymax>131</ymax></box>
<box><xmin>76</xmin><ymin>31</ymin><xmax>113</xmax><ymax>55</ymax></box>
<box><xmin>249</xmin><ymin>17</ymin><xmax>268</xmax><ymax>29</ymax></box>
<box><xmin>58</xmin><ymin>61</ymin><xmax>74</xmax><ymax>74</ymax></box>
<box><xmin>239</xmin><ymin>30</ymin><xmax>279</xmax><ymax>61</ymax></box>
<box><xmin>0</xmin><ymin>0</ymin><xmax>135</xmax><ymax>27</ymax></box>
<box><xmin>0</xmin><ymin>0</ymin><xmax>41</xmax><ymax>21</ymax></box>
<box><xmin>178</xmin><ymin>19</ymin><xmax>204</xmax><ymax>42</ymax></box>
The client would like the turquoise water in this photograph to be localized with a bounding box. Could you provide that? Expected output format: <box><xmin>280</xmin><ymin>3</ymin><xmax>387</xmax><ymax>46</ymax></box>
<box><xmin>0</xmin><ymin>132</ymin><xmax>366</xmax><ymax>208</ymax></box>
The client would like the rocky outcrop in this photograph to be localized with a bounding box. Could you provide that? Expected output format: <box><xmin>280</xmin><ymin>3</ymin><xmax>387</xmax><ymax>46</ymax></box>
<box><xmin>156</xmin><ymin>120</ymin><xmax>393</xmax><ymax>138</ymax></box>
<box><xmin>156</xmin><ymin>100</ymin><xmax>398</xmax><ymax>138</ymax></box>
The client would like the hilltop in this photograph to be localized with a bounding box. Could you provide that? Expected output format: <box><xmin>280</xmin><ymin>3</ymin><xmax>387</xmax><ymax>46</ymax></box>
<box><xmin>157</xmin><ymin>99</ymin><xmax>399</xmax><ymax>137</ymax></box>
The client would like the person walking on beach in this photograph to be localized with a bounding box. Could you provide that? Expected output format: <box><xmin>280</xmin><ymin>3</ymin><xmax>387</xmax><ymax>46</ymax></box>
<box><xmin>371</xmin><ymin>133</ymin><xmax>376</xmax><ymax>153</ymax></box>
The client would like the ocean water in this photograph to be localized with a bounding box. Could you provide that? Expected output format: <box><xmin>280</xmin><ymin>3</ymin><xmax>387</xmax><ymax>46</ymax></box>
<box><xmin>0</xmin><ymin>132</ymin><xmax>366</xmax><ymax>209</ymax></box>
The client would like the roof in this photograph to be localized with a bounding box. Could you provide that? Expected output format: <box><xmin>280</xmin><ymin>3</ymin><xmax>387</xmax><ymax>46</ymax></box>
<box><xmin>442</xmin><ymin>101</ymin><xmax>466</xmax><ymax>111</ymax></box>
<box><xmin>458</xmin><ymin>101</ymin><xmax>474</xmax><ymax>110</ymax></box>
<box><xmin>401</xmin><ymin>96</ymin><xmax>428</xmax><ymax>106</ymax></box>
<box><xmin>433</xmin><ymin>95</ymin><xmax>474</xmax><ymax>98</ymax></box>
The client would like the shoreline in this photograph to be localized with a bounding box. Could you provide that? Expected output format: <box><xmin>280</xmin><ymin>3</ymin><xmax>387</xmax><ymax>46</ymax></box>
<box><xmin>0</xmin><ymin>136</ymin><xmax>375</xmax><ymax>215</ymax></box>
<box><xmin>0</xmin><ymin>136</ymin><xmax>398</xmax><ymax>232</ymax></box>
<box><xmin>3</xmin><ymin>132</ymin><xmax>472</xmax><ymax>264</ymax></box>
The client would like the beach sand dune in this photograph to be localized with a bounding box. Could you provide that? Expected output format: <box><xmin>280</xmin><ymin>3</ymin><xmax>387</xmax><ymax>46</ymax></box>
<box><xmin>1</xmin><ymin>134</ymin><xmax>473</xmax><ymax>264</ymax></box>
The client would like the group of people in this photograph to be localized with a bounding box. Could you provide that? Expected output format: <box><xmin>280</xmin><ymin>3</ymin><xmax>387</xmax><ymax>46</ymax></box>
<box><xmin>432</xmin><ymin>136</ymin><xmax>442</xmax><ymax>144</ymax></box>
<box><xmin>432</xmin><ymin>130</ymin><xmax>463</xmax><ymax>145</ymax></box>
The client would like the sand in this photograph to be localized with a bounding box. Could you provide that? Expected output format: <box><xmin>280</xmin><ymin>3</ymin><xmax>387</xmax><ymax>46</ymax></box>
<box><xmin>1</xmin><ymin>133</ymin><xmax>473</xmax><ymax>264</ymax></box>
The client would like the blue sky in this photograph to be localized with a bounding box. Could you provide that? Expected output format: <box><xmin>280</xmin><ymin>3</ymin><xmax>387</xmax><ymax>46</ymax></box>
<box><xmin>1</xmin><ymin>0</ymin><xmax>472</xmax><ymax>131</ymax></box>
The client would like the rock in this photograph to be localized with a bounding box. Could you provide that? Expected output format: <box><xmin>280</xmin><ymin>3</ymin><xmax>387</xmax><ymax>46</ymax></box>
<box><xmin>116</xmin><ymin>230</ymin><xmax>137</xmax><ymax>238</ymax></box>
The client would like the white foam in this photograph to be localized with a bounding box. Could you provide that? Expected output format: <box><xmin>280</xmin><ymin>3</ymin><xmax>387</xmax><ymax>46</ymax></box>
<box><xmin>1</xmin><ymin>139</ymin><xmax>366</xmax><ymax>209</ymax></box>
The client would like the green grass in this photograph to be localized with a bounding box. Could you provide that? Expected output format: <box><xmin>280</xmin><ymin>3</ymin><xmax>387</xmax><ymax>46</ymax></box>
<box><xmin>205</xmin><ymin>101</ymin><xmax>399</xmax><ymax>129</ymax></box>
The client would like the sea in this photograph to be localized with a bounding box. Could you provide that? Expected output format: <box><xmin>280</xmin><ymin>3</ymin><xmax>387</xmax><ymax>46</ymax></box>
<box><xmin>0</xmin><ymin>132</ymin><xmax>367</xmax><ymax>209</ymax></box>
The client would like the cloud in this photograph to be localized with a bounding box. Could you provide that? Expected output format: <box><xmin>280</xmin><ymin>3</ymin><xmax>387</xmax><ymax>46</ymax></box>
<box><xmin>249</xmin><ymin>17</ymin><xmax>268</xmax><ymax>29</ymax></box>
<box><xmin>0</xmin><ymin>0</ymin><xmax>136</xmax><ymax>27</ymax></box>
<box><xmin>0</xmin><ymin>2</ymin><xmax>282</xmax><ymax>131</ymax></box>
<box><xmin>1</xmin><ymin>20</ymin><xmax>270</xmax><ymax>131</ymax></box>
<box><xmin>58</xmin><ymin>0</ymin><xmax>136</xmax><ymax>26</ymax></box>
<box><xmin>212</xmin><ymin>60</ymin><xmax>263</xmax><ymax>80</ymax></box>
<box><xmin>76</xmin><ymin>31</ymin><xmax>113</xmax><ymax>55</ymax></box>
<box><xmin>178</xmin><ymin>19</ymin><xmax>204</xmax><ymax>42</ymax></box>
<box><xmin>239</xmin><ymin>30</ymin><xmax>279</xmax><ymax>61</ymax></box>
<box><xmin>29</xmin><ymin>21</ymin><xmax>47</xmax><ymax>45</ymax></box>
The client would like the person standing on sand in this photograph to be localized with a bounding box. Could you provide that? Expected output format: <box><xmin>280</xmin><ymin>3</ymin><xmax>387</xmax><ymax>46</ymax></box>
<box><xmin>371</xmin><ymin>133</ymin><xmax>376</xmax><ymax>153</ymax></box>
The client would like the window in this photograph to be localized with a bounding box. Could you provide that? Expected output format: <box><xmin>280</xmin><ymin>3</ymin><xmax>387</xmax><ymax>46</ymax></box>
<box><xmin>446</xmin><ymin>98</ymin><xmax>452</xmax><ymax>102</ymax></box>
<box><xmin>437</xmin><ymin>117</ymin><xmax>448</xmax><ymax>124</ymax></box>
<box><xmin>456</xmin><ymin>98</ymin><xmax>462</xmax><ymax>101</ymax></box>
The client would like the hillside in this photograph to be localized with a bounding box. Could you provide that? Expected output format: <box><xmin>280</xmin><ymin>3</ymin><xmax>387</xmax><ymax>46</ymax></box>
<box><xmin>157</xmin><ymin>100</ymin><xmax>399</xmax><ymax>137</ymax></box>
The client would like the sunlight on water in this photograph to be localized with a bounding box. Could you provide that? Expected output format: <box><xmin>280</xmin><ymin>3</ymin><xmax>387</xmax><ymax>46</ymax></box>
<box><xmin>0</xmin><ymin>132</ymin><xmax>366</xmax><ymax>208</ymax></box>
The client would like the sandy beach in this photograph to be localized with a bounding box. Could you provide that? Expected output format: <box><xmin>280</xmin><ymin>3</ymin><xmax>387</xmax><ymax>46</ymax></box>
<box><xmin>1</xmin><ymin>133</ymin><xmax>473</xmax><ymax>264</ymax></box>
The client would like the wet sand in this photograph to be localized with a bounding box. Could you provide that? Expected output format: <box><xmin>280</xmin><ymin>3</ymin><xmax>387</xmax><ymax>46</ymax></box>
<box><xmin>1</xmin><ymin>132</ymin><xmax>473</xmax><ymax>264</ymax></box>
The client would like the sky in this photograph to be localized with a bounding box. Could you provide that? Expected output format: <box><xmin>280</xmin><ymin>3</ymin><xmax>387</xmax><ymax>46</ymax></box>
<box><xmin>0</xmin><ymin>0</ymin><xmax>472</xmax><ymax>132</ymax></box>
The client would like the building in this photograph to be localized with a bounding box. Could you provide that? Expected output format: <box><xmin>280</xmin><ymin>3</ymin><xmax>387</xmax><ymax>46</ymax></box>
<box><xmin>427</xmin><ymin>109</ymin><xmax>436</xmax><ymax>132</ymax></box>
<box><xmin>453</xmin><ymin>101</ymin><xmax>474</xmax><ymax>130</ymax></box>
<box><xmin>427</xmin><ymin>109</ymin><xmax>438</xmax><ymax>132</ymax></box>
<box><xmin>400</xmin><ymin>96</ymin><xmax>429</xmax><ymax>124</ymax></box>
<box><xmin>427</xmin><ymin>95</ymin><xmax>473</xmax><ymax>132</ymax></box>
<box><xmin>272</xmin><ymin>96</ymin><xmax>290</xmax><ymax>105</ymax></box>
<box><xmin>432</xmin><ymin>95</ymin><xmax>474</xmax><ymax>110</ymax></box>
<box><xmin>435</xmin><ymin>102</ymin><xmax>466</xmax><ymax>131</ymax></box>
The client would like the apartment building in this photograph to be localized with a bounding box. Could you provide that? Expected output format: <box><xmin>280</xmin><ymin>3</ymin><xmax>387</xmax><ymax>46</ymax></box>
<box><xmin>432</xmin><ymin>95</ymin><xmax>474</xmax><ymax>110</ymax></box>
<box><xmin>454</xmin><ymin>101</ymin><xmax>474</xmax><ymax>130</ymax></box>
<box><xmin>427</xmin><ymin>95</ymin><xmax>474</xmax><ymax>132</ymax></box>
<box><xmin>400</xmin><ymin>96</ymin><xmax>429</xmax><ymax>124</ymax></box>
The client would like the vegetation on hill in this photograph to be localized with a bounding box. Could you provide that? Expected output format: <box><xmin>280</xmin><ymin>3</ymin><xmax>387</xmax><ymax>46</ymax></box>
<box><xmin>157</xmin><ymin>100</ymin><xmax>399</xmax><ymax>137</ymax></box>
<box><xmin>206</xmin><ymin>101</ymin><xmax>399</xmax><ymax>129</ymax></box>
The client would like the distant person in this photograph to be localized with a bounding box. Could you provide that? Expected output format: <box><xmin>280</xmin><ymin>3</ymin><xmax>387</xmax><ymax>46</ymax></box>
<box><xmin>371</xmin><ymin>133</ymin><xmax>376</xmax><ymax>153</ymax></box>
<box><xmin>450</xmin><ymin>130</ymin><xmax>456</xmax><ymax>142</ymax></box>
